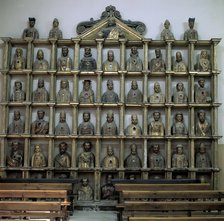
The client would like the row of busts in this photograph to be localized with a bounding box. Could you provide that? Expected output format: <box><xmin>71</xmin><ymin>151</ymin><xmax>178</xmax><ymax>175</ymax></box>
<box><xmin>6</xmin><ymin>141</ymin><xmax>211</xmax><ymax>170</ymax></box>
<box><xmin>10</xmin><ymin>77</ymin><xmax>211</xmax><ymax>104</ymax></box>
<box><xmin>10</xmin><ymin>46</ymin><xmax>211</xmax><ymax>73</ymax></box>
<box><xmin>8</xmin><ymin>109</ymin><xmax>211</xmax><ymax>137</ymax></box>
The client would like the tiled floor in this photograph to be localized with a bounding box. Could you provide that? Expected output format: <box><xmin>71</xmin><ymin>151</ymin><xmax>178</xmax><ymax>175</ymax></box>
<box><xmin>70</xmin><ymin>210</ymin><xmax>118</xmax><ymax>221</ymax></box>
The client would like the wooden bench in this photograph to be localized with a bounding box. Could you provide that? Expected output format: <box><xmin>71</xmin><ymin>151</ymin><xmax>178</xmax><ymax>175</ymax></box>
<box><xmin>129</xmin><ymin>217</ymin><xmax>224</xmax><ymax>221</ymax></box>
<box><xmin>115</xmin><ymin>183</ymin><xmax>211</xmax><ymax>202</ymax></box>
<box><xmin>0</xmin><ymin>178</ymin><xmax>78</xmax><ymax>214</ymax></box>
<box><xmin>0</xmin><ymin>189</ymin><xmax>70</xmax><ymax>221</ymax></box>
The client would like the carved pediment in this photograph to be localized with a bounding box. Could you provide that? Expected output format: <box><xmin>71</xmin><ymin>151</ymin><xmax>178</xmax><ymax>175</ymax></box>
<box><xmin>76</xmin><ymin>5</ymin><xmax>146</xmax><ymax>41</ymax></box>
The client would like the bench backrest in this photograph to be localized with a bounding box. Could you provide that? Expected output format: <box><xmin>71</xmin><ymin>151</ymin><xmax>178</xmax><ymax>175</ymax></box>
<box><xmin>115</xmin><ymin>183</ymin><xmax>211</xmax><ymax>192</ymax></box>
<box><xmin>129</xmin><ymin>217</ymin><xmax>224</xmax><ymax>221</ymax></box>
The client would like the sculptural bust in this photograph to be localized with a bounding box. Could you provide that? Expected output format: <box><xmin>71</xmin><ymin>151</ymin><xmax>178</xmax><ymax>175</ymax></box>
<box><xmin>22</xmin><ymin>17</ymin><xmax>39</xmax><ymax>39</ymax></box>
<box><xmin>31</xmin><ymin>110</ymin><xmax>49</xmax><ymax>134</ymax></box>
<box><xmin>48</xmin><ymin>18</ymin><xmax>63</xmax><ymax>39</ymax></box>
<box><xmin>183</xmin><ymin>17</ymin><xmax>198</xmax><ymax>41</ymax></box>
<box><xmin>31</xmin><ymin>144</ymin><xmax>46</xmax><ymax>167</ymax></box>
<box><xmin>173</xmin><ymin>51</ymin><xmax>187</xmax><ymax>72</ymax></box>
<box><xmin>160</xmin><ymin>19</ymin><xmax>175</xmax><ymax>40</ymax></box>
<box><xmin>102</xmin><ymin>145</ymin><xmax>119</xmax><ymax>169</ymax></box>
<box><xmin>78</xmin><ymin>141</ymin><xmax>95</xmax><ymax>168</ymax></box>
<box><xmin>126</xmin><ymin>46</ymin><xmax>143</xmax><ymax>72</ymax></box>
<box><xmin>57</xmin><ymin>46</ymin><xmax>72</xmax><ymax>71</ymax></box>
<box><xmin>194</xmin><ymin>78</ymin><xmax>211</xmax><ymax>103</ymax></box>
<box><xmin>7</xmin><ymin>142</ymin><xmax>23</xmax><ymax>167</ymax></box>
<box><xmin>126</xmin><ymin>80</ymin><xmax>143</xmax><ymax>104</ymax></box>
<box><xmin>77</xmin><ymin>178</ymin><xmax>93</xmax><ymax>201</ymax></box>
<box><xmin>172</xmin><ymin>82</ymin><xmax>188</xmax><ymax>103</ymax></box>
<box><xmin>32</xmin><ymin>78</ymin><xmax>49</xmax><ymax>102</ymax></box>
<box><xmin>148</xmin><ymin>111</ymin><xmax>165</xmax><ymax>136</ymax></box>
<box><xmin>150</xmin><ymin>48</ymin><xmax>166</xmax><ymax>72</ymax></box>
<box><xmin>55</xmin><ymin>111</ymin><xmax>70</xmax><ymax>135</ymax></box>
<box><xmin>196</xmin><ymin>110</ymin><xmax>211</xmax><ymax>136</ymax></box>
<box><xmin>124</xmin><ymin>143</ymin><xmax>142</xmax><ymax>168</ymax></box>
<box><xmin>56</xmin><ymin>79</ymin><xmax>72</xmax><ymax>103</ymax></box>
<box><xmin>101</xmin><ymin>111</ymin><xmax>118</xmax><ymax>136</ymax></box>
<box><xmin>11</xmin><ymin>48</ymin><xmax>26</xmax><ymax>70</ymax></box>
<box><xmin>101</xmin><ymin>174</ymin><xmax>116</xmax><ymax>200</ymax></box>
<box><xmin>172</xmin><ymin>144</ymin><xmax>188</xmax><ymax>168</ymax></box>
<box><xmin>196</xmin><ymin>50</ymin><xmax>211</xmax><ymax>72</ymax></box>
<box><xmin>103</xmin><ymin>50</ymin><xmax>119</xmax><ymax>72</ymax></box>
<box><xmin>79</xmin><ymin>47</ymin><xmax>97</xmax><ymax>71</ymax></box>
<box><xmin>149</xmin><ymin>144</ymin><xmax>165</xmax><ymax>169</ymax></box>
<box><xmin>78</xmin><ymin>112</ymin><xmax>94</xmax><ymax>135</ymax></box>
<box><xmin>196</xmin><ymin>142</ymin><xmax>211</xmax><ymax>168</ymax></box>
<box><xmin>171</xmin><ymin>112</ymin><xmax>188</xmax><ymax>136</ymax></box>
<box><xmin>8</xmin><ymin>110</ymin><xmax>25</xmax><ymax>134</ymax></box>
<box><xmin>97</xmin><ymin>17</ymin><xmax>125</xmax><ymax>39</ymax></box>
<box><xmin>54</xmin><ymin>142</ymin><xmax>71</xmax><ymax>168</ymax></box>
<box><xmin>149</xmin><ymin>82</ymin><xmax>165</xmax><ymax>103</ymax></box>
<box><xmin>125</xmin><ymin>113</ymin><xmax>142</xmax><ymax>136</ymax></box>
<box><xmin>79</xmin><ymin>80</ymin><xmax>95</xmax><ymax>103</ymax></box>
<box><xmin>101</xmin><ymin>79</ymin><xmax>119</xmax><ymax>103</ymax></box>
<box><xmin>33</xmin><ymin>49</ymin><xmax>49</xmax><ymax>70</ymax></box>
<box><xmin>10</xmin><ymin>81</ymin><xmax>26</xmax><ymax>102</ymax></box>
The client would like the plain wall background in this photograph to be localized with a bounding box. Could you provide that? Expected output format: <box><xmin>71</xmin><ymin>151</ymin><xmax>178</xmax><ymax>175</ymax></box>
<box><xmin>0</xmin><ymin>0</ymin><xmax>224</xmax><ymax>187</ymax></box>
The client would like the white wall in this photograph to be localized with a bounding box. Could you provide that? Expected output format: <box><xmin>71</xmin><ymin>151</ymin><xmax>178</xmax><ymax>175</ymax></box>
<box><xmin>0</xmin><ymin>0</ymin><xmax>224</xmax><ymax>187</ymax></box>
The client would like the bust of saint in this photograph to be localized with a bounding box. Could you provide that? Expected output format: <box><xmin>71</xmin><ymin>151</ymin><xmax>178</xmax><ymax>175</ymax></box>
<box><xmin>150</xmin><ymin>48</ymin><xmax>166</xmax><ymax>72</ymax></box>
<box><xmin>194</xmin><ymin>78</ymin><xmax>211</xmax><ymax>103</ymax></box>
<box><xmin>11</xmin><ymin>48</ymin><xmax>26</xmax><ymax>70</ymax></box>
<box><xmin>10</xmin><ymin>81</ymin><xmax>26</xmax><ymax>102</ymax></box>
<box><xmin>172</xmin><ymin>82</ymin><xmax>188</xmax><ymax>103</ymax></box>
<box><xmin>57</xmin><ymin>46</ymin><xmax>72</xmax><ymax>71</ymax></box>
<box><xmin>56</xmin><ymin>79</ymin><xmax>72</xmax><ymax>103</ymax></box>
<box><xmin>22</xmin><ymin>17</ymin><xmax>39</xmax><ymax>39</ymax></box>
<box><xmin>172</xmin><ymin>144</ymin><xmax>188</xmax><ymax>169</ymax></box>
<box><xmin>31</xmin><ymin>145</ymin><xmax>47</xmax><ymax>167</ymax></box>
<box><xmin>55</xmin><ymin>111</ymin><xmax>70</xmax><ymax>135</ymax></box>
<box><xmin>77</xmin><ymin>178</ymin><xmax>93</xmax><ymax>201</ymax></box>
<box><xmin>31</xmin><ymin>110</ymin><xmax>49</xmax><ymax>135</ymax></box>
<box><xmin>149</xmin><ymin>144</ymin><xmax>165</xmax><ymax>169</ymax></box>
<box><xmin>102</xmin><ymin>145</ymin><xmax>119</xmax><ymax>169</ymax></box>
<box><xmin>124</xmin><ymin>143</ymin><xmax>142</xmax><ymax>168</ymax></box>
<box><xmin>79</xmin><ymin>80</ymin><xmax>95</xmax><ymax>103</ymax></box>
<box><xmin>148</xmin><ymin>111</ymin><xmax>165</xmax><ymax>136</ymax></box>
<box><xmin>101</xmin><ymin>111</ymin><xmax>118</xmax><ymax>136</ymax></box>
<box><xmin>54</xmin><ymin>142</ymin><xmax>71</xmax><ymax>168</ymax></box>
<box><xmin>78</xmin><ymin>141</ymin><xmax>95</xmax><ymax>169</ymax></box>
<box><xmin>48</xmin><ymin>18</ymin><xmax>63</xmax><ymax>39</ymax></box>
<box><xmin>196</xmin><ymin>143</ymin><xmax>211</xmax><ymax>168</ymax></box>
<box><xmin>125</xmin><ymin>113</ymin><xmax>142</xmax><ymax>136</ymax></box>
<box><xmin>103</xmin><ymin>50</ymin><xmax>119</xmax><ymax>72</ymax></box>
<box><xmin>97</xmin><ymin>18</ymin><xmax>125</xmax><ymax>40</ymax></box>
<box><xmin>7</xmin><ymin>142</ymin><xmax>23</xmax><ymax>167</ymax></box>
<box><xmin>173</xmin><ymin>51</ymin><xmax>187</xmax><ymax>72</ymax></box>
<box><xmin>196</xmin><ymin>110</ymin><xmax>211</xmax><ymax>136</ymax></box>
<box><xmin>183</xmin><ymin>17</ymin><xmax>198</xmax><ymax>41</ymax></box>
<box><xmin>196</xmin><ymin>50</ymin><xmax>211</xmax><ymax>72</ymax></box>
<box><xmin>171</xmin><ymin>112</ymin><xmax>188</xmax><ymax>136</ymax></box>
<box><xmin>101</xmin><ymin>79</ymin><xmax>119</xmax><ymax>103</ymax></box>
<box><xmin>8</xmin><ymin>110</ymin><xmax>25</xmax><ymax>134</ymax></box>
<box><xmin>79</xmin><ymin>47</ymin><xmax>97</xmax><ymax>71</ymax></box>
<box><xmin>33</xmin><ymin>49</ymin><xmax>49</xmax><ymax>71</ymax></box>
<box><xmin>149</xmin><ymin>82</ymin><xmax>165</xmax><ymax>103</ymax></box>
<box><xmin>126</xmin><ymin>46</ymin><xmax>143</xmax><ymax>72</ymax></box>
<box><xmin>101</xmin><ymin>174</ymin><xmax>116</xmax><ymax>200</ymax></box>
<box><xmin>160</xmin><ymin>19</ymin><xmax>175</xmax><ymax>40</ymax></box>
<box><xmin>126</xmin><ymin>80</ymin><xmax>143</xmax><ymax>104</ymax></box>
<box><xmin>78</xmin><ymin>112</ymin><xmax>94</xmax><ymax>135</ymax></box>
<box><xmin>32</xmin><ymin>78</ymin><xmax>49</xmax><ymax>102</ymax></box>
